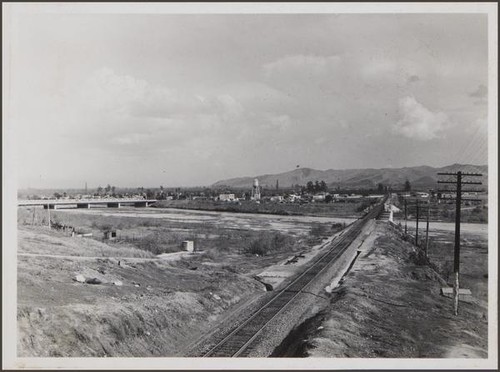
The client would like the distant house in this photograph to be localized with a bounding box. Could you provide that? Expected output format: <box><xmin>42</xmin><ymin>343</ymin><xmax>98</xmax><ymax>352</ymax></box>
<box><xmin>367</xmin><ymin>194</ymin><xmax>385</xmax><ymax>199</ymax></box>
<box><xmin>218</xmin><ymin>193</ymin><xmax>236</xmax><ymax>202</ymax></box>
<box><xmin>192</xmin><ymin>196</ymin><xmax>208</xmax><ymax>201</ymax></box>
<box><xmin>270</xmin><ymin>195</ymin><xmax>284</xmax><ymax>202</ymax></box>
<box><xmin>346</xmin><ymin>194</ymin><xmax>363</xmax><ymax>199</ymax></box>
<box><xmin>286</xmin><ymin>194</ymin><xmax>301</xmax><ymax>202</ymax></box>
<box><xmin>312</xmin><ymin>194</ymin><xmax>326</xmax><ymax>202</ymax></box>
<box><xmin>416</xmin><ymin>192</ymin><xmax>430</xmax><ymax>198</ymax></box>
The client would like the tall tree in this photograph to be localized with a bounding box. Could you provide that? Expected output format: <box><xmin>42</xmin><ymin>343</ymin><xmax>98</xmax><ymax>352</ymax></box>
<box><xmin>404</xmin><ymin>180</ymin><xmax>411</xmax><ymax>192</ymax></box>
<box><xmin>314</xmin><ymin>180</ymin><xmax>320</xmax><ymax>193</ymax></box>
<box><xmin>320</xmin><ymin>180</ymin><xmax>327</xmax><ymax>192</ymax></box>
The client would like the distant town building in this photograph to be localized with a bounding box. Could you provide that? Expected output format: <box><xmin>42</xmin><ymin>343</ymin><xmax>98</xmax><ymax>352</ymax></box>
<box><xmin>312</xmin><ymin>194</ymin><xmax>326</xmax><ymax>202</ymax></box>
<box><xmin>416</xmin><ymin>192</ymin><xmax>430</xmax><ymax>198</ymax></box>
<box><xmin>251</xmin><ymin>178</ymin><xmax>261</xmax><ymax>201</ymax></box>
<box><xmin>287</xmin><ymin>194</ymin><xmax>301</xmax><ymax>202</ymax></box>
<box><xmin>218</xmin><ymin>193</ymin><xmax>236</xmax><ymax>202</ymax></box>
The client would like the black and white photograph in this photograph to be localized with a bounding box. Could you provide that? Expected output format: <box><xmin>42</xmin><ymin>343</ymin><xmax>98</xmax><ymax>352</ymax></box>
<box><xmin>2</xmin><ymin>2</ymin><xmax>497</xmax><ymax>370</ymax></box>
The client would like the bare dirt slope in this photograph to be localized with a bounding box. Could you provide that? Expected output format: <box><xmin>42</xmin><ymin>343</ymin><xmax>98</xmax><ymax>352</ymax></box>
<box><xmin>297</xmin><ymin>222</ymin><xmax>488</xmax><ymax>358</ymax></box>
<box><xmin>17</xmin><ymin>228</ymin><xmax>265</xmax><ymax>357</ymax></box>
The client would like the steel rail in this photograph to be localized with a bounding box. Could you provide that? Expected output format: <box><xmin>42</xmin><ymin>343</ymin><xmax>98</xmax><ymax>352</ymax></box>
<box><xmin>201</xmin><ymin>198</ymin><xmax>386</xmax><ymax>357</ymax></box>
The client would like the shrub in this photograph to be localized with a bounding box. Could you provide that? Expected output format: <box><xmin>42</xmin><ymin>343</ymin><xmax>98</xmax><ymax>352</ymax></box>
<box><xmin>310</xmin><ymin>224</ymin><xmax>329</xmax><ymax>237</ymax></box>
<box><xmin>121</xmin><ymin>232</ymin><xmax>182</xmax><ymax>255</ymax></box>
<box><xmin>243</xmin><ymin>232</ymin><xmax>295</xmax><ymax>256</ymax></box>
<box><xmin>408</xmin><ymin>249</ymin><xmax>427</xmax><ymax>266</ymax></box>
<box><xmin>245</xmin><ymin>237</ymin><xmax>270</xmax><ymax>256</ymax></box>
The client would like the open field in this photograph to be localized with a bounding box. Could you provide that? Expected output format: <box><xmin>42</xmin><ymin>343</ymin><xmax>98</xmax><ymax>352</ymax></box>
<box><xmin>18</xmin><ymin>207</ymin><xmax>351</xmax><ymax>257</ymax></box>
<box><xmin>153</xmin><ymin>199</ymin><xmax>366</xmax><ymax>218</ymax></box>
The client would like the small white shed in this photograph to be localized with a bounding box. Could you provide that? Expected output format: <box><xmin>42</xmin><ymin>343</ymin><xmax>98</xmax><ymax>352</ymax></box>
<box><xmin>182</xmin><ymin>240</ymin><xmax>194</xmax><ymax>252</ymax></box>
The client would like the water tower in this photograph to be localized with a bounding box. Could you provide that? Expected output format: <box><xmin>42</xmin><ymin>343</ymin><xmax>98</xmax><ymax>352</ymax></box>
<box><xmin>251</xmin><ymin>178</ymin><xmax>261</xmax><ymax>201</ymax></box>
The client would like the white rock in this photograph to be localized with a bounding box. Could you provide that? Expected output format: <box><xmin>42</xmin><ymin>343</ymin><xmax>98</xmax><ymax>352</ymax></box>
<box><xmin>113</xmin><ymin>280</ymin><xmax>123</xmax><ymax>286</ymax></box>
<box><xmin>75</xmin><ymin>274</ymin><xmax>86</xmax><ymax>283</ymax></box>
<box><xmin>212</xmin><ymin>294</ymin><xmax>221</xmax><ymax>300</ymax></box>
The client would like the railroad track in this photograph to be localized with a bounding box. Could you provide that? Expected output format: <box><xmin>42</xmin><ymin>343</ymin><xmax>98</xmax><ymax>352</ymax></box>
<box><xmin>200</xmin><ymin>198</ymin><xmax>387</xmax><ymax>357</ymax></box>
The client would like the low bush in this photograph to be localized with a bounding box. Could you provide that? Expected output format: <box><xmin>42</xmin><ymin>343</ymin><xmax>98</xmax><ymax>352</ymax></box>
<box><xmin>243</xmin><ymin>232</ymin><xmax>295</xmax><ymax>256</ymax></box>
<box><xmin>121</xmin><ymin>232</ymin><xmax>183</xmax><ymax>255</ymax></box>
<box><xmin>310</xmin><ymin>223</ymin><xmax>330</xmax><ymax>237</ymax></box>
<box><xmin>408</xmin><ymin>248</ymin><xmax>428</xmax><ymax>266</ymax></box>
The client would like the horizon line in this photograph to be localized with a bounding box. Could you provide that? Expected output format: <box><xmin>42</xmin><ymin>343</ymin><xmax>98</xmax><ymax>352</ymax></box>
<box><xmin>18</xmin><ymin>162</ymin><xmax>487</xmax><ymax>191</ymax></box>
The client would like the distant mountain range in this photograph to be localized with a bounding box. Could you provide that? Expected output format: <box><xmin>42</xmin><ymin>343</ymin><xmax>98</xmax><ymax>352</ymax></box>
<box><xmin>212</xmin><ymin>164</ymin><xmax>488</xmax><ymax>190</ymax></box>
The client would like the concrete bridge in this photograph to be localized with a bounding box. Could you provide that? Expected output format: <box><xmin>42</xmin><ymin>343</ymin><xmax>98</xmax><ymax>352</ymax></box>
<box><xmin>18</xmin><ymin>199</ymin><xmax>157</xmax><ymax>209</ymax></box>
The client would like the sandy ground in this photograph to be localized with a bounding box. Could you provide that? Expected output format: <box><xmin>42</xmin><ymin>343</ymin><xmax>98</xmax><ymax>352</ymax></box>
<box><xmin>58</xmin><ymin>207</ymin><xmax>355</xmax><ymax>235</ymax></box>
<box><xmin>296</xmin><ymin>222</ymin><xmax>488</xmax><ymax>358</ymax></box>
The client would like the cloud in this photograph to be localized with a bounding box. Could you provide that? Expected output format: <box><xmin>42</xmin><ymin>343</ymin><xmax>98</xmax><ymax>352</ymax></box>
<box><xmin>407</xmin><ymin>75</ymin><xmax>420</xmax><ymax>83</ymax></box>
<box><xmin>268</xmin><ymin>114</ymin><xmax>292</xmax><ymax>132</ymax></box>
<box><xmin>393</xmin><ymin>96</ymin><xmax>450</xmax><ymax>140</ymax></box>
<box><xmin>263</xmin><ymin>54</ymin><xmax>341</xmax><ymax>77</ymax></box>
<box><xmin>110</xmin><ymin>133</ymin><xmax>154</xmax><ymax>146</ymax></box>
<box><xmin>469</xmin><ymin>84</ymin><xmax>487</xmax><ymax>98</ymax></box>
<box><xmin>469</xmin><ymin>84</ymin><xmax>487</xmax><ymax>106</ymax></box>
<box><xmin>82</xmin><ymin>67</ymin><xmax>211</xmax><ymax>118</ymax></box>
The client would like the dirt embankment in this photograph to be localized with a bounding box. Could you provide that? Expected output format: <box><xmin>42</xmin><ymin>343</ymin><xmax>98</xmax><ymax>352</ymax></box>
<box><xmin>288</xmin><ymin>222</ymin><xmax>488</xmax><ymax>358</ymax></box>
<box><xmin>17</xmin><ymin>228</ymin><xmax>265</xmax><ymax>357</ymax></box>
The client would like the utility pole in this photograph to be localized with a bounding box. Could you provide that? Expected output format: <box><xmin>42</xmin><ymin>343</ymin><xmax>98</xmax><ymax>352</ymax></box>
<box><xmin>437</xmin><ymin>171</ymin><xmax>482</xmax><ymax>316</ymax></box>
<box><xmin>415</xmin><ymin>198</ymin><xmax>419</xmax><ymax>247</ymax></box>
<box><xmin>425</xmin><ymin>199</ymin><xmax>430</xmax><ymax>259</ymax></box>
<box><xmin>32</xmin><ymin>207</ymin><xmax>36</xmax><ymax>226</ymax></box>
<box><xmin>404</xmin><ymin>198</ymin><xmax>408</xmax><ymax>235</ymax></box>
<box><xmin>47</xmin><ymin>204</ymin><xmax>51</xmax><ymax>229</ymax></box>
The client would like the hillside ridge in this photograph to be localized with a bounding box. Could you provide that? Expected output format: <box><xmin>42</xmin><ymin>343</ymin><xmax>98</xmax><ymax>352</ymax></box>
<box><xmin>212</xmin><ymin>164</ymin><xmax>488</xmax><ymax>189</ymax></box>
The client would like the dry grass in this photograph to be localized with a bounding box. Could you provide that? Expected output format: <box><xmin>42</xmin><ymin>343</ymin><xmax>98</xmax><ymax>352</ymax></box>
<box><xmin>18</xmin><ymin>226</ymin><xmax>153</xmax><ymax>258</ymax></box>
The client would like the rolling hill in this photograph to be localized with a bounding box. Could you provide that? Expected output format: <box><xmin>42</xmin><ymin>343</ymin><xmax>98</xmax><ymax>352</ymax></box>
<box><xmin>212</xmin><ymin>164</ymin><xmax>488</xmax><ymax>191</ymax></box>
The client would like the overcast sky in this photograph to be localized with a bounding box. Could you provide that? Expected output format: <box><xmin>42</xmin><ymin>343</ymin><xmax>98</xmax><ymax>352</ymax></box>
<box><xmin>9</xmin><ymin>11</ymin><xmax>489</xmax><ymax>188</ymax></box>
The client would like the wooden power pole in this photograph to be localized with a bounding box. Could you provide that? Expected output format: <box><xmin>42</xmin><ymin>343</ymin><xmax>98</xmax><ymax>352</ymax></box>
<box><xmin>425</xmin><ymin>200</ymin><xmax>430</xmax><ymax>259</ymax></box>
<box><xmin>404</xmin><ymin>198</ymin><xmax>408</xmax><ymax>235</ymax></box>
<box><xmin>47</xmin><ymin>204</ymin><xmax>51</xmax><ymax>229</ymax></box>
<box><xmin>415</xmin><ymin>199</ymin><xmax>419</xmax><ymax>247</ymax></box>
<box><xmin>437</xmin><ymin>171</ymin><xmax>482</xmax><ymax>315</ymax></box>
